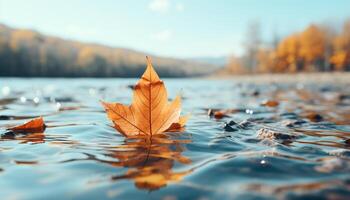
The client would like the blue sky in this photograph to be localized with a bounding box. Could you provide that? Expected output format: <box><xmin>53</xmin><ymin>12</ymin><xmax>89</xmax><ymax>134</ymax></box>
<box><xmin>0</xmin><ymin>0</ymin><xmax>349</xmax><ymax>58</ymax></box>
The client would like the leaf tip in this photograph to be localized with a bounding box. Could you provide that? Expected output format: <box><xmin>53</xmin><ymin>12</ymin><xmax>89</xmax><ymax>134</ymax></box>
<box><xmin>146</xmin><ymin>56</ymin><xmax>152</xmax><ymax>65</ymax></box>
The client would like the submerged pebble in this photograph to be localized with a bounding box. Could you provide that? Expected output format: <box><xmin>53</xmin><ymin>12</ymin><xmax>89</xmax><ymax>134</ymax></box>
<box><xmin>257</xmin><ymin>128</ymin><xmax>298</xmax><ymax>142</ymax></box>
<box><xmin>315</xmin><ymin>158</ymin><xmax>350</xmax><ymax>173</ymax></box>
<box><xmin>223</xmin><ymin>121</ymin><xmax>239</xmax><ymax>132</ymax></box>
<box><xmin>329</xmin><ymin>150</ymin><xmax>350</xmax><ymax>158</ymax></box>
<box><xmin>282</xmin><ymin>119</ymin><xmax>307</xmax><ymax>128</ymax></box>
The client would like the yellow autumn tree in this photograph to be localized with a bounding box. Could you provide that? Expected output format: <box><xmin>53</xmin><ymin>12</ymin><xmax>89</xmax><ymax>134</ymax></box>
<box><xmin>256</xmin><ymin>48</ymin><xmax>275</xmax><ymax>73</ymax></box>
<box><xmin>331</xmin><ymin>20</ymin><xmax>350</xmax><ymax>71</ymax></box>
<box><xmin>299</xmin><ymin>25</ymin><xmax>326</xmax><ymax>71</ymax></box>
<box><xmin>226</xmin><ymin>55</ymin><xmax>246</xmax><ymax>74</ymax></box>
<box><xmin>226</xmin><ymin>21</ymin><xmax>350</xmax><ymax>74</ymax></box>
<box><xmin>275</xmin><ymin>34</ymin><xmax>301</xmax><ymax>72</ymax></box>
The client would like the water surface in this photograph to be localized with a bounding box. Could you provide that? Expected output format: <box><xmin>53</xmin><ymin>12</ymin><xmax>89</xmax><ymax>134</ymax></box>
<box><xmin>1</xmin><ymin>78</ymin><xmax>350</xmax><ymax>200</ymax></box>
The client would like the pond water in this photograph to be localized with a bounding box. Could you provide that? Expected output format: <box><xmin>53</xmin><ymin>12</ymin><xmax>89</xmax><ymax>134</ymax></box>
<box><xmin>0</xmin><ymin>78</ymin><xmax>350</xmax><ymax>200</ymax></box>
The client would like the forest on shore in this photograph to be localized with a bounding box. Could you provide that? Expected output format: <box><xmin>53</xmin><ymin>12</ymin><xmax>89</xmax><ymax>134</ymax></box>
<box><xmin>222</xmin><ymin>20</ymin><xmax>350</xmax><ymax>74</ymax></box>
<box><xmin>1</xmin><ymin>20</ymin><xmax>350</xmax><ymax>77</ymax></box>
<box><xmin>0</xmin><ymin>24</ymin><xmax>215</xmax><ymax>77</ymax></box>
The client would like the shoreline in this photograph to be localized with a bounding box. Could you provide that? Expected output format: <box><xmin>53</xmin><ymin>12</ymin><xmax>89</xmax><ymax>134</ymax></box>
<box><xmin>207</xmin><ymin>72</ymin><xmax>350</xmax><ymax>84</ymax></box>
<box><xmin>1</xmin><ymin>72</ymin><xmax>350</xmax><ymax>84</ymax></box>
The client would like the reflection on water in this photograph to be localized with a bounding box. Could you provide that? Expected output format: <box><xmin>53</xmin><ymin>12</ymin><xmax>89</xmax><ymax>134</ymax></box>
<box><xmin>107</xmin><ymin>135</ymin><xmax>191</xmax><ymax>190</ymax></box>
<box><xmin>71</xmin><ymin>134</ymin><xmax>193</xmax><ymax>191</ymax></box>
<box><xmin>0</xmin><ymin>78</ymin><xmax>350</xmax><ymax>199</ymax></box>
<box><xmin>1</xmin><ymin>132</ymin><xmax>45</xmax><ymax>144</ymax></box>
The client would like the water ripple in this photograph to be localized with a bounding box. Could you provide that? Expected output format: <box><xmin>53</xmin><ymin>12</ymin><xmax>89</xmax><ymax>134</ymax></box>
<box><xmin>0</xmin><ymin>78</ymin><xmax>349</xmax><ymax>200</ymax></box>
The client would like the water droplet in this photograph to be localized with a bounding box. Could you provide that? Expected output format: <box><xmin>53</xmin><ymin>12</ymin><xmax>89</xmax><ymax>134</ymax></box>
<box><xmin>245</xmin><ymin>109</ymin><xmax>254</xmax><ymax>115</ymax></box>
<box><xmin>20</xmin><ymin>96</ymin><xmax>27</xmax><ymax>103</ymax></box>
<box><xmin>89</xmin><ymin>88</ymin><xmax>96</xmax><ymax>96</ymax></box>
<box><xmin>56</xmin><ymin>102</ymin><xmax>61</xmax><ymax>110</ymax></box>
<box><xmin>33</xmin><ymin>97</ymin><xmax>40</xmax><ymax>104</ymax></box>
<box><xmin>2</xmin><ymin>86</ymin><xmax>10</xmax><ymax>96</ymax></box>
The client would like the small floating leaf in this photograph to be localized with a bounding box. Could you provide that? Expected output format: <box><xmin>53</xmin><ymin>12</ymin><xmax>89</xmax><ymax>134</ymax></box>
<box><xmin>261</xmin><ymin>100</ymin><xmax>279</xmax><ymax>107</ymax></box>
<box><xmin>7</xmin><ymin>117</ymin><xmax>46</xmax><ymax>133</ymax></box>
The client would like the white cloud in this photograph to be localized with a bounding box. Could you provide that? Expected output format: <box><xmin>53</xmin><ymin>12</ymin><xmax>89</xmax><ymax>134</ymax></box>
<box><xmin>148</xmin><ymin>0</ymin><xmax>184</xmax><ymax>13</ymax></box>
<box><xmin>148</xmin><ymin>0</ymin><xmax>170</xmax><ymax>13</ymax></box>
<box><xmin>151</xmin><ymin>29</ymin><xmax>173</xmax><ymax>42</ymax></box>
<box><xmin>175</xmin><ymin>3</ymin><xmax>184</xmax><ymax>12</ymax></box>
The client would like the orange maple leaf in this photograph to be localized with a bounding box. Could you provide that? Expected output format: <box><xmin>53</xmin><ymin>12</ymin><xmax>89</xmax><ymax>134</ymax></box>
<box><xmin>102</xmin><ymin>57</ymin><xmax>188</xmax><ymax>136</ymax></box>
<box><xmin>7</xmin><ymin>117</ymin><xmax>46</xmax><ymax>133</ymax></box>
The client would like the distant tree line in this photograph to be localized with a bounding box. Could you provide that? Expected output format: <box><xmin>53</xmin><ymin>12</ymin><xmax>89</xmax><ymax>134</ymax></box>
<box><xmin>0</xmin><ymin>24</ymin><xmax>212</xmax><ymax>77</ymax></box>
<box><xmin>224</xmin><ymin>20</ymin><xmax>350</xmax><ymax>74</ymax></box>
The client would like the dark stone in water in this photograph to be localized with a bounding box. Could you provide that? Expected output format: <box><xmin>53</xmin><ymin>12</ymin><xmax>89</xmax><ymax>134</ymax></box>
<box><xmin>223</xmin><ymin>121</ymin><xmax>238</xmax><ymax>132</ymax></box>
<box><xmin>222</xmin><ymin>120</ymin><xmax>258</xmax><ymax>132</ymax></box>
<box><xmin>257</xmin><ymin>128</ymin><xmax>297</xmax><ymax>142</ymax></box>
<box><xmin>339</xmin><ymin>94</ymin><xmax>350</xmax><ymax>101</ymax></box>
<box><xmin>320</xmin><ymin>86</ymin><xmax>333</xmax><ymax>92</ymax></box>
<box><xmin>294</xmin><ymin>119</ymin><xmax>307</xmax><ymax>125</ymax></box>
<box><xmin>224</xmin><ymin>125</ymin><xmax>238</xmax><ymax>132</ymax></box>
<box><xmin>345</xmin><ymin>139</ymin><xmax>350</xmax><ymax>145</ymax></box>
<box><xmin>227</xmin><ymin>120</ymin><xmax>237</xmax><ymax>126</ymax></box>
<box><xmin>283</xmin><ymin>119</ymin><xmax>307</xmax><ymax>128</ymax></box>
<box><xmin>252</xmin><ymin>90</ymin><xmax>260</xmax><ymax>96</ymax></box>
<box><xmin>0</xmin><ymin>115</ymin><xmax>14</xmax><ymax>120</ymax></box>
<box><xmin>345</xmin><ymin>179</ymin><xmax>350</xmax><ymax>184</ymax></box>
